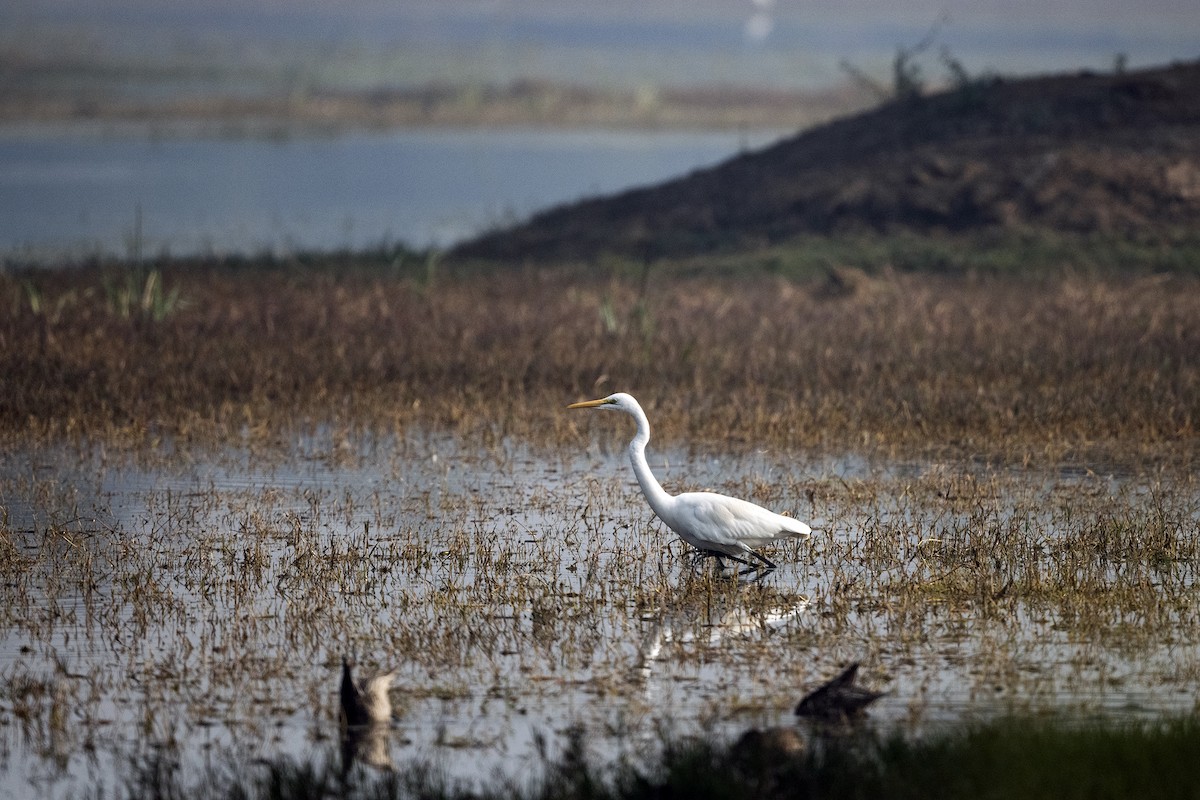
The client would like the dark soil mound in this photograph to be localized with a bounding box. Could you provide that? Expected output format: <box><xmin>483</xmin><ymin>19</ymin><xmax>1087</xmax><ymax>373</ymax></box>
<box><xmin>450</xmin><ymin>60</ymin><xmax>1200</xmax><ymax>263</ymax></box>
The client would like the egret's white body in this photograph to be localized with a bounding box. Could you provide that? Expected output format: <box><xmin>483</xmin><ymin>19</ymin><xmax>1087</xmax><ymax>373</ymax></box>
<box><xmin>568</xmin><ymin>392</ymin><xmax>810</xmax><ymax>568</ymax></box>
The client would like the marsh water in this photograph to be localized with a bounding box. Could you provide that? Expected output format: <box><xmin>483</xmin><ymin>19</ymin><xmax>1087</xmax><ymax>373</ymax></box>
<box><xmin>2</xmin><ymin>428</ymin><xmax>1198</xmax><ymax>796</ymax></box>
<box><xmin>0</xmin><ymin>127</ymin><xmax>781</xmax><ymax>263</ymax></box>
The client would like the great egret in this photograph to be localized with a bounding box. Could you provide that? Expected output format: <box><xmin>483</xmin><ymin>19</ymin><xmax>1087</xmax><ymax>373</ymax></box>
<box><xmin>340</xmin><ymin>657</ymin><xmax>397</xmax><ymax>726</ymax></box>
<box><xmin>567</xmin><ymin>392</ymin><xmax>810</xmax><ymax>569</ymax></box>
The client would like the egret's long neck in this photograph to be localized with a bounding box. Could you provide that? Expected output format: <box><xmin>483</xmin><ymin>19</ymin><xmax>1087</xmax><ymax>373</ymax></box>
<box><xmin>625</xmin><ymin>404</ymin><xmax>674</xmax><ymax>518</ymax></box>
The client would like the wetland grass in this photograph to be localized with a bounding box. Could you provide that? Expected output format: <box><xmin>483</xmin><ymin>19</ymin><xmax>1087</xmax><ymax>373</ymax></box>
<box><xmin>3</xmin><ymin>255</ymin><xmax>1200</xmax><ymax>797</ymax></box>
<box><xmin>1</xmin><ymin>259</ymin><xmax>1197</xmax><ymax>465</ymax></box>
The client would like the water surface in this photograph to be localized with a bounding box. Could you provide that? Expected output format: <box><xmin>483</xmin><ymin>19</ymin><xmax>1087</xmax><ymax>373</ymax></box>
<box><xmin>1</xmin><ymin>432</ymin><xmax>1197</xmax><ymax>796</ymax></box>
<box><xmin>0</xmin><ymin>127</ymin><xmax>781</xmax><ymax>263</ymax></box>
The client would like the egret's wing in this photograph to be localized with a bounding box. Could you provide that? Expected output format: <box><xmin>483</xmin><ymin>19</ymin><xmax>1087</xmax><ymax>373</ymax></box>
<box><xmin>673</xmin><ymin>492</ymin><xmax>809</xmax><ymax>549</ymax></box>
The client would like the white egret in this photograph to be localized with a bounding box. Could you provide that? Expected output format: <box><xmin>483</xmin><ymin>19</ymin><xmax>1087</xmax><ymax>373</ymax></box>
<box><xmin>567</xmin><ymin>392</ymin><xmax>810</xmax><ymax>569</ymax></box>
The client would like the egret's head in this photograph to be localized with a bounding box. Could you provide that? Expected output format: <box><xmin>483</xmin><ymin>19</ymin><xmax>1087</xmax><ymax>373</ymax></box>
<box><xmin>567</xmin><ymin>392</ymin><xmax>637</xmax><ymax>413</ymax></box>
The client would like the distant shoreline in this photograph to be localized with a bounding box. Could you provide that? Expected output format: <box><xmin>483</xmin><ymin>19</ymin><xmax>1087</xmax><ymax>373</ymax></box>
<box><xmin>0</xmin><ymin>80</ymin><xmax>875</xmax><ymax>138</ymax></box>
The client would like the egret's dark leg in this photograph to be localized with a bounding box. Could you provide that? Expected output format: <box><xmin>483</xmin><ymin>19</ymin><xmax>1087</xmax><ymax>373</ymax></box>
<box><xmin>749</xmin><ymin>550</ymin><xmax>777</xmax><ymax>570</ymax></box>
<box><xmin>738</xmin><ymin>564</ymin><xmax>773</xmax><ymax>580</ymax></box>
<box><xmin>690</xmin><ymin>549</ymin><xmax>752</xmax><ymax>574</ymax></box>
<box><xmin>710</xmin><ymin>550</ymin><xmax>752</xmax><ymax>567</ymax></box>
<box><xmin>688</xmin><ymin>550</ymin><xmax>716</xmax><ymax>574</ymax></box>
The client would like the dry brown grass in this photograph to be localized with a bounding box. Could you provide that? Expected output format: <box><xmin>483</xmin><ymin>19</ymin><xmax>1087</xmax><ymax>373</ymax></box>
<box><xmin>2</xmin><ymin>263</ymin><xmax>1197</xmax><ymax>463</ymax></box>
<box><xmin>3</xmin><ymin>261</ymin><xmax>1199</xmax><ymax>795</ymax></box>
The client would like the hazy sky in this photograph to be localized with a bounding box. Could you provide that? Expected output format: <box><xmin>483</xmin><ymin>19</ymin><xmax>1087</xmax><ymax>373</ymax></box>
<box><xmin>4</xmin><ymin>0</ymin><xmax>1197</xmax><ymax>89</ymax></box>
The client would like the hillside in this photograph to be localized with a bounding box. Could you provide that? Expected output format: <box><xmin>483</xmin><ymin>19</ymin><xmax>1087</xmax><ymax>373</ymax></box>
<box><xmin>449</xmin><ymin>60</ymin><xmax>1200</xmax><ymax>263</ymax></box>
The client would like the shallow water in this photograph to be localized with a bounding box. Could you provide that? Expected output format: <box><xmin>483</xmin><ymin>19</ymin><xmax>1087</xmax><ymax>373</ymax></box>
<box><xmin>0</xmin><ymin>127</ymin><xmax>782</xmax><ymax>263</ymax></box>
<box><xmin>1</xmin><ymin>431</ymin><xmax>1198</xmax><ymax>796</ymax></box>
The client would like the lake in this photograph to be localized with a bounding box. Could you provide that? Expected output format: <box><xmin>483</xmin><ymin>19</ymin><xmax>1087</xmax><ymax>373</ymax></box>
<box><xmin>0</xmin><ymin>126</ymin><xmax>783</xmax><ymax>264</ymax></box>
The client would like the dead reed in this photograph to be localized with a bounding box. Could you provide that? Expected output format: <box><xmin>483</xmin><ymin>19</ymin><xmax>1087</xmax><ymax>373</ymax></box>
<box><xmin>1</xmin><ymin>262</ymin><xmax>1196</xmax><ymax>466</ymax></box>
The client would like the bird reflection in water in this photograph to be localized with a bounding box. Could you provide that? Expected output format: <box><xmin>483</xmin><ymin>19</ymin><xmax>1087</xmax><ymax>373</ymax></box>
<box><xmin>635</xmin><ymin>588</ymin><xmax>809</xmax><ymax>683</ymax></box>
